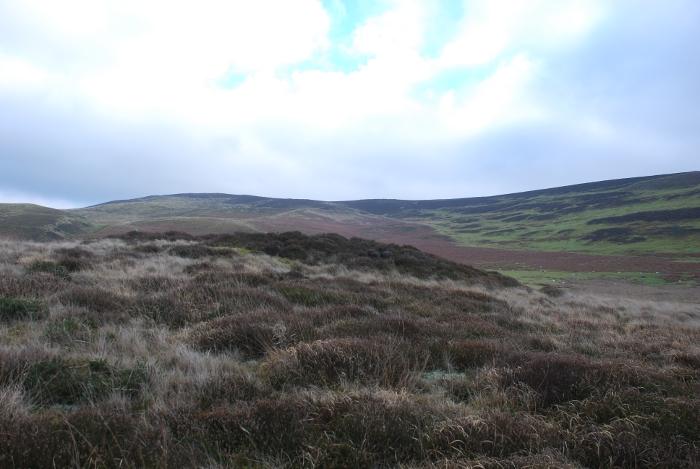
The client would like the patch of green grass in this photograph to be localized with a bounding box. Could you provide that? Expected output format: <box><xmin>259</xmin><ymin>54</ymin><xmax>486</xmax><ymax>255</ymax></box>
<box><xmin>22</xmin><ymin>357</ymin><xmax>147</xmax><ymax>406</ymax></box>
<box><xmin>0</xmin><ymin>297</ymin><xmax>47</xmax><ymax>322</ymax></box>
<box><xmin>496</xmin><ymin>267</ymin><xmax>688</xmax><ymax>287</ymax></box>
<box><xmin>25</xmin><ymin>260</ymin><xmax>71</xmax><ymax>281</ymax></box>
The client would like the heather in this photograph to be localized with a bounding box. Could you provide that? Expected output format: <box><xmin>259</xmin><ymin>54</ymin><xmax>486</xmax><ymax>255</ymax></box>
<box><xmin>0</xmin><ymin>233</ymin><xmax>698</xmax><ymax>468</ymax></box>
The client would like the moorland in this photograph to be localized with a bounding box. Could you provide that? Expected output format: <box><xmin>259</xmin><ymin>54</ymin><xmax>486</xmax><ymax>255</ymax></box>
<box><xmin>1</xmin><ymin>171</ymin><xmax>699</xmax><ymax>287</ymax></box>
<box><xmin>1</xmin><ymin>231</ymin><xmax>700</xmax><ymax>468</ymax></box>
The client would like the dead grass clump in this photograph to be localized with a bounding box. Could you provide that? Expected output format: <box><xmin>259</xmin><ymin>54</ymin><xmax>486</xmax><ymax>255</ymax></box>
<box><xmin>192</xmin><ymin>271</ymin><xmax>271</xmax><ymax>288</ymax></box>
<box><xmin>55</xmin><ymin>246</ymin><xmax>94</xmax><ymax>272</ymax></box>
<box><xmin>168</xmin><ymin>244</ymin><xmax>215</xmax><ymax>259</ymax></box>
<box><xmin>305</xmin><ymin>305</ymin><xmax>375</xmax><ymax>327</ymax></box>
<box><xmin>309</xmin><ymin>392</ymin><xmax>434</xmax><ymax>465</ymax></box>
<box><xmin>442</xmin><ymin>377</ymin><xmax>479</xmax><ymax>403</ymax></box>
<box><xmin>430</xmin><ymin>413</ymin><xmax>559</xmax><ymax>460</ymax></box>
<box><xmin>198</xmin><ymin>373</ymin><xmax>273</xmax><ymax>408</ymax></box>
<box><xmin>441</xmin><ymin>289</ymin><xmax>511</xmax><ymax>313</ymax></box>
<box><xmin>126</xmin><ymin>275</ymin><xmax>184</xmax><ymax>294</ymax></box>
<box><xmin>540</xmin><ymin>285</ymin><xmax>564</xmax><ymax>297</ymax></box>
<box><xmin>395</xmin><ymin>285</ymin><xmax>510</xmax><ymax>315</ymax></box>
<box><xmin>434</xmin><ymin>314</ymin><xmax>504</xmax><ymax>339</ymax></box>
<box><xmin>505</xmin><ymin>353</ymin><xmax>593</xmax><ymax>406</ymax></box>
<box><xmin>0</xmin><ymin>272</ymin><xmax>67</xmax><ymax>298</ymax></box>
<box><xmin>191</xmin><ymin>285</ymin><xmax>290</xmax><ymax>316</ymax></box>
<box><xmin>196</xmin><ymin>395</ymin><xmax>308</xmax><ymax>457</ymax></box>
<box><xmin>528</xmin><ymin>336</ymin><xmax>557</xmax><ymax>352</ymax></box>
<box><xmin>448</xmin><ymin>340</ymin><xmax>499</xmax><ymax>370</ymax></box>
<box><xmin>266</xmin><ymin>338</ymin><xmax>414</xmax><ymax>388</ymax></box>
<box><xmin>59</xmin><ymin>286</ymin><xmax>127</xmax><ymax>314</ymax></box>
<box><xmin>57</xmin><ymin>255</ymin><xmax>91</xmax><ymax>272</ymax></box>
<box><xmin>0</xmin><ymin>348</ymin><xmax>53</xmax><ymax>384</ymax></box>
<box><xmin>276</xmin><ymin>285</ymin><xmax>353</xmax><ymax>308</ymax></box>
<box><xmin>191</xmin><ymin>315</ymin><xmax>278</xmax><ymax>357</ymax></box>
<box><xmin>183</xmin><ymin>261</ymin><xmax>220</xmax><ymax>275</ymax></box>
<box><xmin>0</xmin><ymin>405</ymin><xmax>173</xmax><ymax>469</ymax></box>
<box><xmin>566</xmin><ymin>413</ymin><xmax>700</xmax><ymax>469</ymax></box>
<box><xmin>322</xmin><ymin>316</ymin><xmax>438</xmax><ymax>344</ymax></box>
<box><xmin>674</xmin><ymin>353</ymin><xmax>700</xmax><ymax>370</ymax></box>
<box><xmin>133</xmin><ymin>293</ymin><xmax>195</xmax><ymax>327</ymax></box>
<box><xmin>134</xmin><ymin>243</ymin><xmax>161</xmax><ymax>254</ymax></box>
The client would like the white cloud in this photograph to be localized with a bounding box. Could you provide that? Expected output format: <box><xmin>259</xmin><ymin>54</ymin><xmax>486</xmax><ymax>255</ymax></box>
<box><xmin>3</xmin><ymin>0</ymin><xmax>695</xmax><ymax>204</ymax></box>
<box><xmin>439</xmin><ymin>54</ymin><xmax>536</xmax><ymax>134</ymax></box>
<box><xmin>2</xmin><ymin>0</ymin><xmax>331</xmax><ymax>115</ymax></box>
<box><xmin>437</xmin><ymin>0</ymin><xmax>604</xmax><ymax>68</ymax></box>
<box><xmin>0</xmin><ymin>0</ymin><xmax>602</xmax><ymax>134</ymax></box>
<box><xmin>0</xmin><ymin>55</ymin><xmax>51</xmax><ymax>90</ymax></box>
<box><xmin>350</xmin><ymin>0</ymin><xmax>425</xmax><ymax>57</ymax></box>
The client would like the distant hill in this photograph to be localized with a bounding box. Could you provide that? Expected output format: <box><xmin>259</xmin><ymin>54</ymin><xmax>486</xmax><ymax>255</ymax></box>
<box><xmin>2</xmin><ymin>171</ymin><xmax>699</xmax><ymax>259</ymax></box>
<box><xmin>0</xmin><ymin>204</ymin><xmax>97</xmax><ymax>241</ymax></box>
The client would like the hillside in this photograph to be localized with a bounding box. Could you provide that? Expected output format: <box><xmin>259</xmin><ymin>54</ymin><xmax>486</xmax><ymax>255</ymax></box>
<box><xmin>1</xmin><ymin>172</ymin><xmax>699</xmax><ymax>284</ymax></box>
<box><xmin>384</xmin><ymin>171</ymin><xmax>700</xmax><ymax>256</ymax></box>
<box><xmin>0</xmin><ymin>204</ymin><xmax>97</xmax><ymax>241</ymax></box>
<box><xmin>71</xmin><ymin>171</ymin><xmax>700</xmax><ymax>257</ymax></box>
<box><xmin>1</xmin><ymin>233</ymin><xmax>699</xmax><ymax>467</ymax></box>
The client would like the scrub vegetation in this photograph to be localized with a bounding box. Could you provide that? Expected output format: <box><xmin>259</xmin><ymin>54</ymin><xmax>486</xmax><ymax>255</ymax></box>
<box><xmin>0</xmin><ymin>231</ymin><xmax>699</xmax><ymax>468</ymax></box>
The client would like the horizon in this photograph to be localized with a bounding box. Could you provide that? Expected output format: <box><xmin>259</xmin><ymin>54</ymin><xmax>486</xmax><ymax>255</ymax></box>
<box><xmin>2</xmin><ymin>170</ymin><xmax>694</xmax><ymax>210</ymax></box>
<box><xmin>2</xmin><ymin>1</ymin><xmax>699</xmax><ymax>208</ymax></box>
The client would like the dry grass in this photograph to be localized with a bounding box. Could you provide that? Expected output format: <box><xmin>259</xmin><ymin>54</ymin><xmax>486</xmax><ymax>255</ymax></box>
<box><xmin>0</xmin><ymin>233</ymin><xmax>698</xmax><ymax>468</ymax></box>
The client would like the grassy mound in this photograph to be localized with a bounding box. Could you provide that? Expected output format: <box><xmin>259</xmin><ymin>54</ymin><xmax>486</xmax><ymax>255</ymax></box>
<box><xmin>113</xmin><ymin>230</ymin><xmax>519</xmax><ymax>287</ymax></box>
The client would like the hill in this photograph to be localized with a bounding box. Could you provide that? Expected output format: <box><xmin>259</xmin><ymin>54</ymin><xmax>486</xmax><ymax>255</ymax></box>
<box><xmin>0</xmin><ymin>204</ymin><xmax>97</xmax><ymax>241</ymax></box>
<box><xmin>71</xmin><ymin>171</ymin><xmax>700</xmax><ymax>257</ymax></box>
<box><xmin>0</xmin><ymin>233</ymin><xmax>698</xmax><ymax>466</ymax></box>
<box><xmin>1</xmin><ymin>172</ymin><xmax>699</xmax><ymax>284</ymax></box>
<box><xmin>375</xmin><ymin>171</ymin><xmax>700</xmax><ymax>257</ymax></box>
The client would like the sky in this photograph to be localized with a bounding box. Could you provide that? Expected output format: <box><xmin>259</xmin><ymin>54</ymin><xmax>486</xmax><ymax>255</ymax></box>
<box><xmin>0</xmin><ymin>0</ymin><xmax>699</xmax><ymax>208</ymax></box>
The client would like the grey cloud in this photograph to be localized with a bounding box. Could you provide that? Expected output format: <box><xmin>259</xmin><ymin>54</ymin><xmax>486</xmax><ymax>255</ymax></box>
<box><xmin>1</xmin><ymin>1</ymin><xmax>699</xmax><ymax>206</ymax></box>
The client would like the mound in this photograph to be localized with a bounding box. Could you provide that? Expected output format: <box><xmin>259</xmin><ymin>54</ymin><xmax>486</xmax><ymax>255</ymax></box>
<box><xmin>112</xmin><ymin>230</ymin><xmax>519</xmax><ymax>287</ymax></box>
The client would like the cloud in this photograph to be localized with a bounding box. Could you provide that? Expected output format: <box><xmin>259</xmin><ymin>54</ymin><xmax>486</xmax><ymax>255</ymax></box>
<box><xmin>0</xmin><ymin>0</ymin><xmax>698</xmax><ymax>207</ymax></box>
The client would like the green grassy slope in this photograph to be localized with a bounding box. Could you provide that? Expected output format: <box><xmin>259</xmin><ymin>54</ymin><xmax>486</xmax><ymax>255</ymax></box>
<box><xmin>343</xmin><ymin>171</ymin><xmax>700</xmax><ymax>256</ymax></box>
<box><xmin>74</xmin><ymin>193</ymin><xmax>365</xmax><ymax>236</ymax></box>
<box><xmin>0</xmin><ymin>204</ymin><xmax>98</xmax><ymax>241</ymax></box>
<box><xmin>76</xmin><ymin>193</ymin><xmax>356</xmax><ymax>223</ymax></box>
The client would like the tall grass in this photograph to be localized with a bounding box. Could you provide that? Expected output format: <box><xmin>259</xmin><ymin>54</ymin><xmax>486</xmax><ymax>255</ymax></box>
<box><xmin>0</xmin><ymin>233</ymin><xmax>698</xmax><ymax>467</ymax></box>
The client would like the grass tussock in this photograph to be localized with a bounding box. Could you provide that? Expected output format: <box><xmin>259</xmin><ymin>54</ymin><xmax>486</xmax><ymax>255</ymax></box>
<box><xmin>0</xmin><ymin>232</ymin><xmax>697</xmax><ymax>467</ymax></box>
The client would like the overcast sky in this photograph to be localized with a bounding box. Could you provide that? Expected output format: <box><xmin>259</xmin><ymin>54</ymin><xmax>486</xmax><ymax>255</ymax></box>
<box><xmin>1</xmin><ymin>0</ymin><xmax>698</xmax><ymax>208</ymax></box>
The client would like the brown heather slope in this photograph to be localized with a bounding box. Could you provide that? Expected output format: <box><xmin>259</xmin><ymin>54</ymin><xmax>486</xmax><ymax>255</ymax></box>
<box><xmin>84</xmin><ymin>210</ymin><xmax>700</xmax><ymax>280</ymax></box>
<box><xmin>0</xmin><ymin>232</ymin><xmax>699</xmax><ymax>467</ymax></box>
